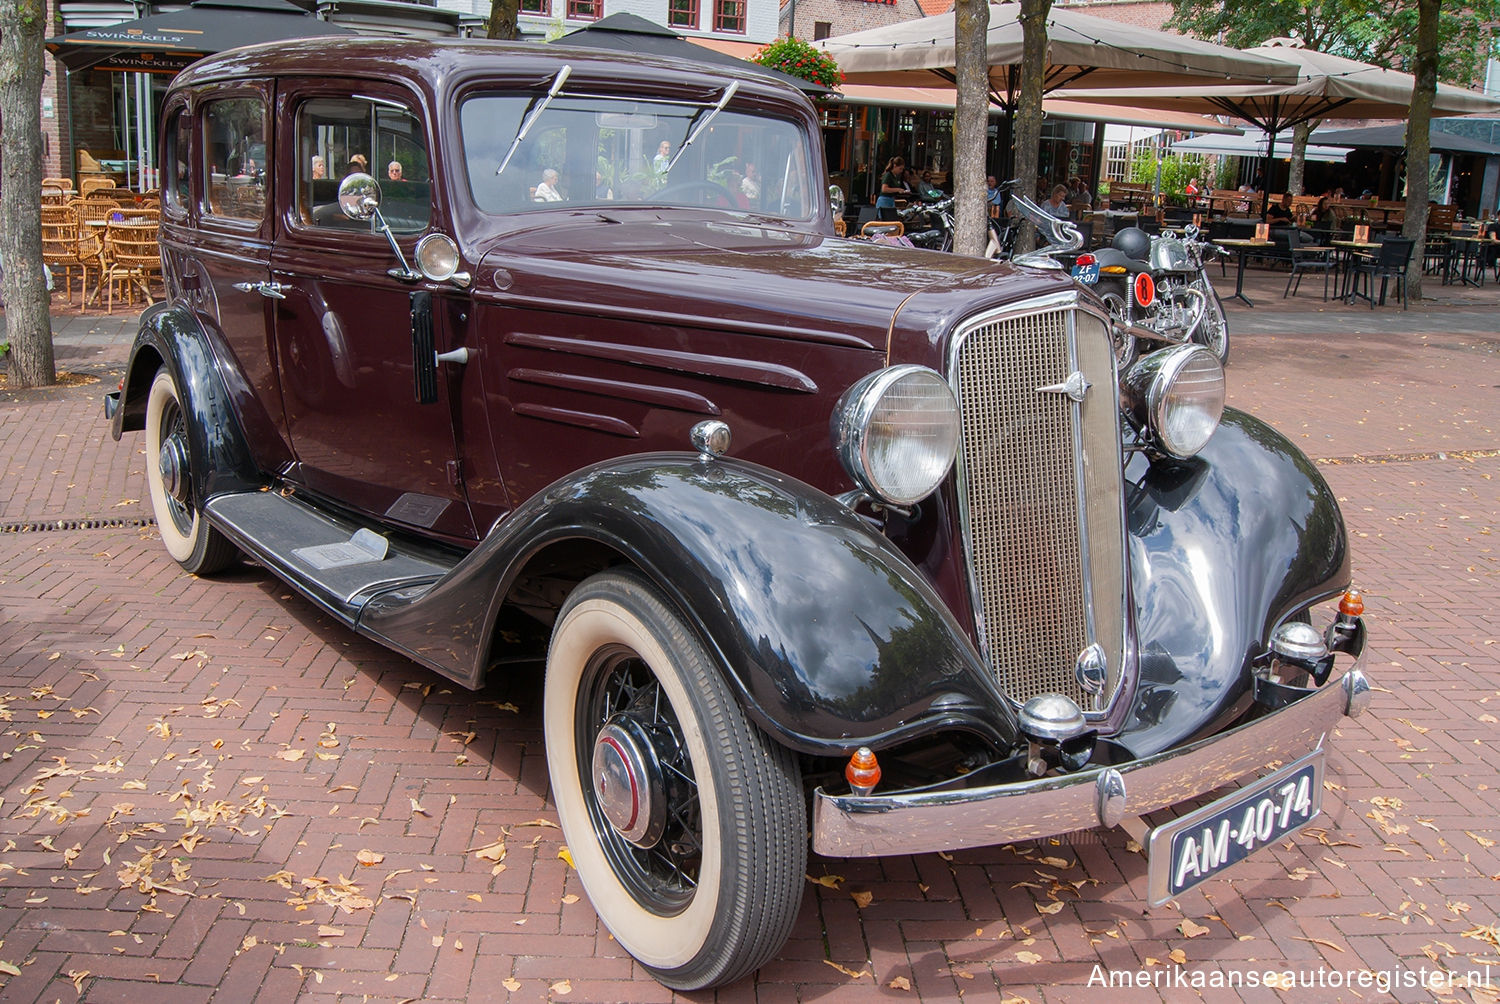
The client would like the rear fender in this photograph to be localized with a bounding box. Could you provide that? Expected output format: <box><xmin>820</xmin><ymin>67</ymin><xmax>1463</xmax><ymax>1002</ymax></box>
<box><xmin>111</xmin><ymin>303</ymin><xmax>264</xmax><ymax>504</ymax></box>
<box><xmin>358</xmin><ymin>456</ymin><xmax>1021</xmax><ymax>756</ymax></box>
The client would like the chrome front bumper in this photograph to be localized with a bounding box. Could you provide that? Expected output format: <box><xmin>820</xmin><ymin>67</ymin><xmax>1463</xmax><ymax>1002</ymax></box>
<box><xmin>812</xmin><ymin>667</ymin><xmax>1371</xmax><ymax>858</ymax></box>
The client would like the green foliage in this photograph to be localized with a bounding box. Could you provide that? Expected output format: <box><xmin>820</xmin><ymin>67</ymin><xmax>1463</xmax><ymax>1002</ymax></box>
<box><xmin>1128</xmin><ymin>149</ymin><xmax>1210</xmax><ymax>202</ymax></box>
<box><xmin>1165</xmin><ymin>0</ymin><xmax>1500</xmax><ymax>87</ymax></box>
<box><xmin>750</xmin><ymin>36</ymin><xmax>842</xmax><ymax>89</ymax></box>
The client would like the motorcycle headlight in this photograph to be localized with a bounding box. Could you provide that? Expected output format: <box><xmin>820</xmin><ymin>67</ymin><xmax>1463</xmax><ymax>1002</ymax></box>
<box><xmin>832</xmin><ymin>365</ymin><xmax>960</xmax><ymax>506</ymax></box>
<box><xmin>1120</xmin><ymin>345</ymin><xmax>1224</xmax><ymax>459</ymax></box>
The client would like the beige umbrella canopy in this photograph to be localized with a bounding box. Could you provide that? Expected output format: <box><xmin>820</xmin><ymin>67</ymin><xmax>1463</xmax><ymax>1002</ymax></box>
<box><xmin>1064</xmin><ymin>38</ymin><xmax>1500</xmax><ymax>124</ymax></box>
<box><xmin>816</xmin><ymin>3</ymin><xmax>1299</xmax><ymax>109</ymax></box>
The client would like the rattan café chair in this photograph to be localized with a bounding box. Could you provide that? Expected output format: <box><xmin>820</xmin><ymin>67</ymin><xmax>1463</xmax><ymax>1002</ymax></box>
<box><xmin>102</xmin><ymin>221</ymin><xmax>163</xmax><ymax>313</ymax></box>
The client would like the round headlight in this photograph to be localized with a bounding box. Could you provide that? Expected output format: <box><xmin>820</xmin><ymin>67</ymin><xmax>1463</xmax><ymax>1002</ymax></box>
<box><xmin>1121</xmin><ymin>345</ymin><xmax>1224</xmax><ymax>459</ymax></box>
<box><xmin>416</xmin><ymin>233</ymin><xmax>462</xmax><ymax>281</ymax></box>
<box><xmin>832</xmin><ymin>365</ymin><xmax>960</xmax><ymax>506</ymax></box>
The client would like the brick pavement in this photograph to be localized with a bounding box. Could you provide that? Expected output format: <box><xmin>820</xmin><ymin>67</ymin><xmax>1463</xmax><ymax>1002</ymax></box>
<box><xmin>1</xmin><ymin>294</ymin><xmax>1497</xmax><ymax>1003</ymax></box>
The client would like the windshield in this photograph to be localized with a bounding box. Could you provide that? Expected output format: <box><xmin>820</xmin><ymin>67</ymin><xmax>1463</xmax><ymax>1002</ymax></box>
<box><xmin>460</xmin><ymin>91</ymin><xmax>815</xmax><ymax>220</ymax></box>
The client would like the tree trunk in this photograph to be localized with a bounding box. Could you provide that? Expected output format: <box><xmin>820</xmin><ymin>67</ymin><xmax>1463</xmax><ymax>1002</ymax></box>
<box><xmin>1010</xmin><ymin>0</ymin><xmax>1051</xmax><ymax>255</ymax></box>
<box><xmin>486</xmin><ymin>0</ymin><xmax>518</xmax><ymax>40</ymax></box>
<box><xmin>1287</xmin><ymin>120</ymin><xmax>1316</xmax><ymax>196</ymax></box>
<box><xmin>1401</xmin><ymin>0</ymin><xmax>1438</xmax><ymax>302</ymax></box>
<box><xmin>0</xmin><ymin>0</ymin><xmax>56</xmax><ymax>388</ymax></box>
<box><xmin>952</xmin><ymin>0</ymin><xmax>990</xmax><ymax>257</ymax></box>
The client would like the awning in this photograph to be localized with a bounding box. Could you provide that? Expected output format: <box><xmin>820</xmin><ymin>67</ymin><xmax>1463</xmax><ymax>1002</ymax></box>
<box><xmin>1173</xmin><ymin>129</ymin><xmax>1353</xmax><ymax>162</ymax></box>
<box><xmin>1314</xmin><ymin>124</ymin><xmax>1500</xmax><ymax>156</ymax></box>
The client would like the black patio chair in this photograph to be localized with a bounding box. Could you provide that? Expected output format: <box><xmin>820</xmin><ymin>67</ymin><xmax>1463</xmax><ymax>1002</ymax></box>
<box><xmin>1349</xmin><ymin>236</ymin><xmax>1414</xmax><ymax>309</ymax></box>
<box><xmin>1283</xmin><ymin>230</ymin><xmax>1335</xmax><ymax>300</ymax></box>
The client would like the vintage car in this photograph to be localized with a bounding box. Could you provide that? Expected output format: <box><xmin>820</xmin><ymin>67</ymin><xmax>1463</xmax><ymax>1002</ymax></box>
<box><xmin>106</xmin><ymin>38</ymin><xmax>1371</xmax><ymax>990</ymax></box>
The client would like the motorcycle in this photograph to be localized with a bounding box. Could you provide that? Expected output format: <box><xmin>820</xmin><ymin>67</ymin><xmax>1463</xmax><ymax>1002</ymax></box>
<box><xmin>1071</xmin><ymin>224</ymin><xmax>1230</xmax><ymax>367</ymax></box>
<box><xmin>897</xmin><ymin>195</ymin><xmax>956</xmax><ymax>252</ymax></box>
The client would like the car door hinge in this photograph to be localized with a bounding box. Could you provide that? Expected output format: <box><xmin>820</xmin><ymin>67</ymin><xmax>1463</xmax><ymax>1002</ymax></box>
<box><xmin>446</xmin><ymin>459</ymin><xmax>464</xmax><ymax>488</ymax></box>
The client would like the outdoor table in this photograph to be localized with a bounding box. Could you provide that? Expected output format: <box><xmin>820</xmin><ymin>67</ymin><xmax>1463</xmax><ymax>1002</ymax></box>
<box><xmin>1448</xmin><ymin>235</ymin><xmax>1494</xmax><ymax>288</ymax></box>
<box><xmin>1213</xmin><ymin>238</ymin><xmax>1273</xmax><ymax>306</ymax></box>
<box><xmin>1331</xmin><ymin>239</ymin><xmax>1381</xmax><ymax>301</ymax></box>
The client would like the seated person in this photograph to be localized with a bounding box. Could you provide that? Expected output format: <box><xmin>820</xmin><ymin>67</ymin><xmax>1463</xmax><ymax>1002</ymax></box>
<box><xmin>533</xmin><ymin>168</ymin><xmax>563</xmax><ymax>202</ymax></box>
<box><xmin>1042</xmin><ymin>184</ymin><xmax>1072</xmax><ymax>220</ymax></box>
<box><xmin>1263</xmin><ymin>193</ymin><xmax>1296</xmax><ymax>227</ymax></box>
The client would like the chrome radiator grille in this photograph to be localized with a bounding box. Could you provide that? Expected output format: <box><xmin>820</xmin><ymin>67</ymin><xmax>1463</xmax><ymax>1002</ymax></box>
<box><xmin>949</xmin><ymin>300</ymin><xmax>1127</xmax><ymax>711</ymax></box>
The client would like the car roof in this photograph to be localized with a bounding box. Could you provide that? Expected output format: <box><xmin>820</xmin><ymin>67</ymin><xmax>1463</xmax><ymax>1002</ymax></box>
<box><xmin>172</xmin><ymin>36</ymin><xmax>811</xmax><ymax>110</ymax></box>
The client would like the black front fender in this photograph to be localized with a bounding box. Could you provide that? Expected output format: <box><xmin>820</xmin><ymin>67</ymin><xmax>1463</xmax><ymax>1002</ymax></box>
<box><xmin>358</xmin><ymin>456</ymin><xmax>1021</xmax><ymax>756</ymax></box>
<box><xmin>1120</xmin><ymin>407</ymin><xmax>1351</xmax><ymax>756</ymax></box>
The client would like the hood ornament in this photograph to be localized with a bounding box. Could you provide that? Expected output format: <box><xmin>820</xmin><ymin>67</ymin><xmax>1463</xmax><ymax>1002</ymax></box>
<box><xmin>1037</xmin><ymin>371</ymin><xmax>1091</xmax><ymax>403</ymax></box>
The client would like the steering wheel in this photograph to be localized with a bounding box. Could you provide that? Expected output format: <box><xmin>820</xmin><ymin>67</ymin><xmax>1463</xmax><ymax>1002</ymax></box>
<box><xmin>657</xmin><ymin>180</ymin><xmax>736</xmax><ymax>208</ymax></box>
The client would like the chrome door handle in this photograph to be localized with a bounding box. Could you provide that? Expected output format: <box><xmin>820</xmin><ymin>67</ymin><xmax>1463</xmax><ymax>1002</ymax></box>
<box><xmin>232</xmin><ymin>280</ymin><xmax>288</xmax><ymax>300</ymax></box>
<box><xmin>434</xmin><ymin>347</ymin><xmax>470</xmax><ymax>365</ymax></box>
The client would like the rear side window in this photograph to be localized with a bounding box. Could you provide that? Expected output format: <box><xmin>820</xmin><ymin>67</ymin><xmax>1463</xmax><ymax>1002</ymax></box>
<box><xmin>162</xmin><ymin>107</ymin><xmax>191</xmax><ymax>218</ymax></box>
<box><xmin>203</xmin><ymin>97</ymin><xmax>267</xmax><ymax>222</ymax></box>
<box><xmin>296</xmin><ymin>97</ymin><xmax>431</xmax><ymax>233</ymax></box>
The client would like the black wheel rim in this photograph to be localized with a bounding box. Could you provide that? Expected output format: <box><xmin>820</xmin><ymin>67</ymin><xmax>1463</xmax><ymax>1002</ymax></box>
<box><xmin>158</xmin><ymin>396</ymin><xmax>195</xmax><ymax>537</ymax></box>
<box><xmin>577</xmin><ymin>645</ymin><xmax>702</xmax><ymax>916</ymax></box>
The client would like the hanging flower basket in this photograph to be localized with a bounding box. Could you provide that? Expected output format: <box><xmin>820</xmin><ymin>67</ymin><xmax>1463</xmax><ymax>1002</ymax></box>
<box><xmin>750</xmin><ymin>36</ymin><xmax>843</xmax><ymax>90</ymax></box>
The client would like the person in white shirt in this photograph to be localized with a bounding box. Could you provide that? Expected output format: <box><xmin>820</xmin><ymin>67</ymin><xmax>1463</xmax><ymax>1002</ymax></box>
<box><xmin>533</xmin><ymin>168</ymin><xmax>563</xmax><ymax>202</ymax></box>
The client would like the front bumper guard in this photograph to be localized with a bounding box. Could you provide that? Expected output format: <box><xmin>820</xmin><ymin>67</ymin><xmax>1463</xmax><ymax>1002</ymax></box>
<box><xmin>812</xmin><ymin>666</ymin><xmax>1371</xmax><ymax>858</ymax></box>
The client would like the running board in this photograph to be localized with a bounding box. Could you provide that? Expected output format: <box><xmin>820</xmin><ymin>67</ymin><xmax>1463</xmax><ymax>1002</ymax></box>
<box><xmin>204</xmin><ymin>490</ymin><xmax>455</xmax><ymax>624</ymax></box>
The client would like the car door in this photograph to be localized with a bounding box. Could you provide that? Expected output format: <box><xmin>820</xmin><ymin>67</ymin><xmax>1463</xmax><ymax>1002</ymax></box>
<box><xmin>179</xmin><ymin>85</ymin><xmax>295</xmax><ymax>472</ymax></box>
<box><xmin>269</xmin><ymin>82</ymin><xmax>477</xmax><ymax>541</ymax></box>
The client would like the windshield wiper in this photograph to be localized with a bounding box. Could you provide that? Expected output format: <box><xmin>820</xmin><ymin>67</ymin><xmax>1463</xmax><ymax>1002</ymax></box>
<box><xmin>665</xmin><ymin>81</ymin><xmax>738</xmax><ymax>174</ymax></box>
<box><xmin>496</xmin><ymin>65</ymin><xmax>573</xmax><ymax>177</ymax></box>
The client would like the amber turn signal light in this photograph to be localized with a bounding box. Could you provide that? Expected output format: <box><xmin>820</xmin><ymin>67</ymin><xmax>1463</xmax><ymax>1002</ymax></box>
<box><xmin>845</xmin><ymin>747</ymin><xmax>881</xmax><ymax>795</ymax></box>
<box><xmin>1339</xmin><ymin>588</ymin><xmax>1364</xmax><ymax>617</ymax></box>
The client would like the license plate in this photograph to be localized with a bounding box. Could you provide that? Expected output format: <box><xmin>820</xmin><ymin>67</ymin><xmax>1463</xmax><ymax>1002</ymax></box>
<box><xmin>1071</xmin><ymin>262</ymin><xmax>1099</xmax><ymax>284</ymax></box>
<box><xmin>1146</xmin><ymin>751</ymin><xmax>1323</xmax><ymax>905</ymax></box>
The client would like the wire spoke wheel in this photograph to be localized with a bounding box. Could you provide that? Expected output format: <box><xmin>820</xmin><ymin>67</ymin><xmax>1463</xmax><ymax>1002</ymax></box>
<box><xmin>544</xmin><ymin>570</ymin><xmax>805</xmax><ymax>990</ymax></box>
<box><xmin>143</xmin><ymin>368</ymin><xmax>238</xmax><ymax>575</ymax></box>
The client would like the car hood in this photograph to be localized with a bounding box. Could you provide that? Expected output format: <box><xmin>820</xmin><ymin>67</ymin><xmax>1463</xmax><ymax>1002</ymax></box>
<box><xmin>470</xmin><ymin>214</ymin><xmax>1074</xmax><ymax>355</ymax></box>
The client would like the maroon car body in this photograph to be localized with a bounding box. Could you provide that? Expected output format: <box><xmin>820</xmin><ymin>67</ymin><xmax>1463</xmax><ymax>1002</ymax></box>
<box><xmin>106</xmin><ymin>37</ymin><xmax>1371</xmax><ymax>990</ymax></box>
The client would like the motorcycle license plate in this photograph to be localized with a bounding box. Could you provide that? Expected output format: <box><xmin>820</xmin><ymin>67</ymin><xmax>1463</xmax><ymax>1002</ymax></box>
<box><xmin>1145</xmin><ymin>751</ymin><xmax>1323</xmax><ymax>906</ymax></box>
<box><xmin>1071</xmin><ymin>262</ymin><xmax>1099</xmax><ymax>285</ymax></box>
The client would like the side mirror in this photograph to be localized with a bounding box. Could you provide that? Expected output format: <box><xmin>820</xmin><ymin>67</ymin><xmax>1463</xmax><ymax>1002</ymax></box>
<box><xmin>337</xmin><ymin>172</ymin><xmax>419</xmax><ymax>282</ymax></box>
<box><xmin>828</xmin><ymin>184</ymin><xmax>846</xmax><ymax>223</ymax></box>
<box><xmin>338</xmin><ymin>172</ymin><xmax>381</xmax><ymax>221</ymax></box>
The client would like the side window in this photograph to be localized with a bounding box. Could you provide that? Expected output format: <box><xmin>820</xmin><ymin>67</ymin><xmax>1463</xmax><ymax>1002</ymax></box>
<box><xmin>296</xmin><ymin>97</ymin><xmax>431</xmax><ymax>233</ymax></box>
<box><xmin>162</xmin><ymin>107</ymin><xmax>191</xmax><ymax>218</ymax></box>
<box><xmin>203</xmin><ymin>96</ymin><xmax>267</xmax><ymax>223</ymax></box>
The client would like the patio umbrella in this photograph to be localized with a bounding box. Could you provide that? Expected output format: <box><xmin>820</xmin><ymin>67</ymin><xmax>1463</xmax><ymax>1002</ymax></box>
<box><xmin>816</xmin><ymin>3</ymin><xmax>1299</xmax><ymax>110</ymax></box>
<box><xmin>46</xmin><ymin>0</ymin><xmax>356</xmax><ymax>75</ymax></box>
<box><xmin>555</xmin><ymin>13</ymin><xmax>829</xmax><ymax>97</ymax></box>
<box><xmin>1315</xmin><ymin>124</ymin><xmax>1500</xmax><ymax>156</ymax></box>
<box><xmin>1065</xmin><ymin>38</ymin><xmax>1500</xmax><ymax>204</ymax></box>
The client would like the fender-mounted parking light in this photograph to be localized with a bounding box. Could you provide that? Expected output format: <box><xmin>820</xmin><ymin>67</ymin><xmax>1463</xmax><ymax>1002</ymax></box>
<box><xmin>845</xmin><ymin>747</ymin><xmax>881</xmax><ymax>795</ymax></box>
<box><xmin>1339</xmin><ymin>588</ymin><xmax>1364</xmax><ymax>617</ymax></box>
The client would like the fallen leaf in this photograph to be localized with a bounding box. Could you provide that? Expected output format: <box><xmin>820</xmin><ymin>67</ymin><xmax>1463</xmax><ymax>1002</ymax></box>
<box><xmin>888</xmin><ymin>975</ymin><xmax>912</xmax><ymax>990</ymax></box>
<box><xmin>1294</xmin><ymin>936</ymin><xmax>1345</xmax><ymax>953</ymax></box>
<box><xmin>355</xmin><ymin>850</ymin><xmax>384</xmax><ymax>866</ymax></box>
<box><xmin>275</xmin><ymin>749</ymin><xmax>305</xmax><ymax>762</ymax></box>
<box><xmin>851</xmin><ymin>890</ymin><xmax>873</xmax><ymax>908</ymax></box>
<box><xmin>241</xmin><ymin>936</ymin><xmax>258</xmax><ymax>952</ymax></box>
<box><xmin>68</xmin><ymin>970</ymin><xmax>89</xmax><ymax>993</ymax></box>
<box><xmin>550</xmin><ymin>980</ymin><xmax>572</xmax><ymax>995</ymax></box>
<box><xmin>0</xmin><ymin>962</ymin><xmax>21</xmax><ymax>977</ymax></box>
<box><xmin>558</xmin><ymin>847</ymin><xmax>575</xmax><ymax>869</ymax></box>
<box><xmin>432</xmin><ymin>936</ymin><xmax>444</xmax><ymax>948</ymax></box>
<box><xmin>1036</xmin><ymin>900</ymin><xmax>1064</xmax><ymax>915</ymax></box>
<box><xmin>807</xmin><ymin>873</ymin><xmax>845</xmax><ymax>889</ymax></box>
<box><xmin>561</xmin><ymin>894</ymin><xmax>579</xmax><ymax>905</ymax></box>
<box><xmin>317</xmin><ymin>926</ymin><xmax>344</xmax><ymax>938</ymax></box>
<box><xmin>410</xmin><ymin>798</ymin><xmax>429</xmax><ymax>816</ymax></box>
<box><xmin>502</xmin><ymin>977</ymin><xmax>521</xmax><ymax>991</ymax></box>
<box><xmin>1014</xmin><ymin>951</ymin><xmax>1043</xmax><ymax>964</ymax></box>
<box><xmin>822</xmin><ymin>960</ymin><xmax>869</xmax><ymax>979</ymax></box>
<box><xmin>472</xmin><ymin>839</ymin><xmax>506</xmax><ymax>863</ymax></box>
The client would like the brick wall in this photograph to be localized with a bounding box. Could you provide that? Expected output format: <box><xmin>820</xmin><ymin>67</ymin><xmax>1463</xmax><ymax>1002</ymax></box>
<box><xmin>780</xmin><ymin>0</ymin><xmax>929</xmax><ymax>42</ymax></box>
<box><xmin>42</xmin><ymin>0</ymin><xmax>69</xmax><ymax>180</ymax></box>
<box><xmin>1055</xmin><ymin>0</ymin><xmax>1179</xmax><ymax>34</ymax></box>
